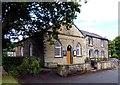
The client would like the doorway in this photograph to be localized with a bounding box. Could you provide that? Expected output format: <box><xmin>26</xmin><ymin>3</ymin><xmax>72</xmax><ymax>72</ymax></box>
<box><xmin>67</xmin><ymin>45</ymin><xmax>73</xmax><ymax>64</ymax></box>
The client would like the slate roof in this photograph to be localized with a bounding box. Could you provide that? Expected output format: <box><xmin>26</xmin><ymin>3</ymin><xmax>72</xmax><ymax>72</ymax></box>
<box><xmin>80</xmin><ymin>30</ymin><xmax>108</xmax><ymax>40</ymax></box>
<box><xmin>73</xmin><ymin>23</ymin><xmax>108</xmax><ymax>40</ymax></box>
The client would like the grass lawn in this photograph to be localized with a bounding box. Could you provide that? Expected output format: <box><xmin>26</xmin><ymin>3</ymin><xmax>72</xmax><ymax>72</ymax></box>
<box><xmin>2</xmin><ymin>75</ymin><xmax>19</xmax><ymax>84</ymax></box>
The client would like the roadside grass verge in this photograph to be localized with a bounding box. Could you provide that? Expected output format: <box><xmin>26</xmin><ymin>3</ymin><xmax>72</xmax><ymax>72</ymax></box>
<box><xmin>2</xmin><ymin>75</ymin><xmax>19</xmax><ymax>85</ymax></box>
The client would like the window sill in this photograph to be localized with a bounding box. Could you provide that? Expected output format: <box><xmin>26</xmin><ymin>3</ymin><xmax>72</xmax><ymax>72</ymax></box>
<box><xmin>76</xmin><ymin>55</ymin><xmax>82</xmax><ymax>57</ymax></box>
<box><xmin>54</xmin><ymin>56</ymin><xmax>63</xmax><ymax>58</ymax></box>
<box><xmin>88</xmin><ymin>44</ymin><xmax>94</xmax><ymax>47</ymax></box>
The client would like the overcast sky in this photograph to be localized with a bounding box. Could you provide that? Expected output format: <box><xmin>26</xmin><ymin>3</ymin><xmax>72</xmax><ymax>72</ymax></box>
<box><xmin>74</xmin><ymin>0</ymin><xmax>119</xmax><ymax>40</ymax></box>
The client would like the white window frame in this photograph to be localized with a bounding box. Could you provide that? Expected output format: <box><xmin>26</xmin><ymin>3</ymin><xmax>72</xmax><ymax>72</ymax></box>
<box><xmin>94</xmin><ymin>50</ymin><xmax>99</xmax><ymax>58</ymax></box>
<box><xmin>101</xmin><ymin>40</ymin><xmax>104</xmax><ymax>47</ymax></box>
<box><xmin>29</xmin><ymin>44</ymin><xmax>32</xmax><ymax>56</ymax></box>
<box><xmin>76</xmin><ymin>43</ymin><xmax>82</xmax><ymax>56</ymax></box>
<box><xmin>101</xmin><ymin>51</ymin><xmax>105</xmax><ymax>58</ymax></box>
<box><xmin>55</xmin><ymin>41</ymin><xmax>62</xmax><ymax>57</ymax></box>
<box><xmin>19</xmin><ymin>46</ymin><xmax>23</xmax><ymax>56</ymax></box>
<box><xmin>89</xmin><ymin>49</ymin><xmax>93</xmax><ymax>58</ymax></box>
<box><xmin>88</xmin><ymin>37</ymin><xmax>93</xmax><ymax>46</ymax></box>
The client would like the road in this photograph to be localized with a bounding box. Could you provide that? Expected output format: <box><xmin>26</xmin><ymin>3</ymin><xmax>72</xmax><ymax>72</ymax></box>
<box><xmin>17</xmin><ymin>69</ymin><xmax>118</xmax><ymax>83</ymax></box>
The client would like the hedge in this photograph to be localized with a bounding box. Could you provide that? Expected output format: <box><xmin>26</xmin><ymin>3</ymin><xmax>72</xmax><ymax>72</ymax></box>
<box><xmin>2</xmin><ymin>57</ymin><xmax>24</xmax><ymax>72</ymax></box>
<box><xmin>2</xmin><ymin>56</ymin><xmax>42</xmax><ymax>76</ymax></box>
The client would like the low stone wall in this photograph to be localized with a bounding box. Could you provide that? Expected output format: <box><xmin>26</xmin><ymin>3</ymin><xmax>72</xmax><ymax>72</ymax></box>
<box><xmin>97</xmin><ymin>61</ymin><xmax>115</xmax><ymax>70</ymax></box>
<box><xmin>57</xmin><ymin>61</ymin><xmax>117</xmax><ymax>77</ymax></box>
<box><xmin>57</xmin><ymin>63</ymin><xmax>92</xmax><ymax>77</ymax></box>
<box><xmin>44</xmin><ymin>62</ymin><xmax>58</xmax><ymax>69</ymax></box>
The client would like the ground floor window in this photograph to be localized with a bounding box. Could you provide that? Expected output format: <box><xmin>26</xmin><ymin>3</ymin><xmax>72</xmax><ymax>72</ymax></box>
<box><xmin>76</xmin><ymin>43</ymin><xmax>82</xmax><ymax>56</ymax></box>
<box><xmin>55</xmin><ymin>41</ymin><xmax>62</xmax><ymax>57</ymax></box>
<box><xmin>89</xmin><ymin>49</ymin><xmax>93</xmax><ymax>57</ymax></box>
<box><xmin>94</xmin><ymin>50</ymin><xmax>99</xmax><ymax>58</ymax></box>
<box><xmin>101</xmin><ymin>51</ymin><xmax>105</xmax><ymax>58</ymax></box>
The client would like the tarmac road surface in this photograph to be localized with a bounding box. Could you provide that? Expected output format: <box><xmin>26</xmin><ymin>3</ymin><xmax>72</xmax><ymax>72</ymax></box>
<box><xmin>17</xmin><ymin>69</ymin><xmax>118</xmax><ymax>83</ymax></box>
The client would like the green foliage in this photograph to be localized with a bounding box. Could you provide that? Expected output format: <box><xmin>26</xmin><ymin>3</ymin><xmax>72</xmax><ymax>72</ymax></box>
<box><xmin>8</xmin><ymin>66</ymin><xmax>19</xmax><ymax>77</ymax></box>
<box><xmin>3</xmin><ymin>2</ymin><xmax>81</xmax><ymax>48</ymax></box>
<box><xmin>2</xmin><ymin>57</ymin><xmax>42</xmax><ymax>76</ymax></box>
<box><xmin>85</xmin><ymin>57</ymin><xmax>108</xmax><ymax>62</ymax></box>
<box><xmin>2</xmin><ymin>49</ymin><xmax>8</xmax><ymax>57</ymax></box>
<box><xmin>102</xmin><ymin>57</ymin><xmax>107</xmax><ymax>61</ymax></box>
<box><xmin>114</xmin><ymin>36</ymin><xmax>120</xmax><ymax>57</ymax></box>
<box><xmin>18</xmin><ymin>57</ymin><xmax>42</xmax><ymax>75</ymax></box>
<box><xmin>2</xmin><ymin>75</ymin><xmax>19</xmax><ymax>84</ymax></box>
<box><xmin>111</xmin><ymin>53</ymin><xmax>118</xmax><ymax>58</ymax></box>
<box><xmin>2</xmin><ymin>57</ymin><xmax>24</xmax><ymax>72</ymax></box>
<box><xmin>3</xmin><ymin>57</ymin><xmax>23</xmax><ymax>76</ymax></box>
<box><xmin>97</xmin><ymin>57</ymin><xmax>107</xmax><ymax>61</ymax></box>
<box><xmin>85</xmin><ymin>57</ymin><xmax>91</xmax><ymax>62</ymax></box>
<box><xmin>108</xmin><ymin>40</ymin><xmax>115</xmax><ymax>56</ymax></box>
<box><xmin>6</xmin><ymin>43</ymin><xmax>16</xmax><ymax>51</ymax></box>
<box><xmin>109</xmin><ymin>35</ymin><xmax>120</xmax><ymax>60</ymax></box>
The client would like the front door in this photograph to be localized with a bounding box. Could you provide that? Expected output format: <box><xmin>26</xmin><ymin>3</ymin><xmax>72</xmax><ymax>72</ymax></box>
<box><xmin>67</xmin><ymin>45</ymin><xmax>73</xmax><ymax>64</ymax></box>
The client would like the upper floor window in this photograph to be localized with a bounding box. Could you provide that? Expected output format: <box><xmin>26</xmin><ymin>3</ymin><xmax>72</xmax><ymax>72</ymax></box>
<box><xmin>89</xmin><ymin>49</ymin><xmax>93</xmax><ymax>57</ymax></box>
<box><xmin>55</xmin><ymin>41</ymin><xmax>62</xmax><ymax>57</ymax></box>
<box><xmin>29</xmin><ymin>43</ymin><xmax>32</xmax><ymax>56</ymax></box>
<box><xmin>101</xmin><ymin>40</ymin><xmax>104</xmax><ymax>47</ymax></box>
<box><xmin>88</xmin><ymin>37</ymin><xmax>93</xmax><ymax>46</ymax></box>
<box><xmin>19</xmin><ymin>47</ymin><xmax>23</xmax><ymax>56</ymax></box>
<box><xmin>94</xmin><ymin>50</ymin><xmax>99</xmax><ymax>58</ymax></box>
<box><xmin>101</xmin><ymin>51</ymin><xmax>105</xmax><ymax>58</ymax></box>
<box><xmin>76</xmin><ymin>43</ymin><xmax>82</xmax><ymax>56</ymax></box>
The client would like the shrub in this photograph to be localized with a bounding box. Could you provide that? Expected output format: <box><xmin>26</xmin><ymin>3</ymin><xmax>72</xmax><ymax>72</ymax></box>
<box><xmin>85</xmin><ymin>57</ymin><xmax>91</xmax><ymax>62</ymax></box>
<box><xmin>8</xmin><ymin>66</ymin><xmax>19</xmax><ymax>76</ymax></box>
<box><xmin>2</xmin><ymin>49</ymin><xmax>8</xmax><ymax>57</ymax></box>
<box><xmin>18</xmin><ymin>57</ymin><xmax>42</xmax><ymax>75</ymax></box>
<box><xmin>102</xmin><ymin>57</ymin><xmax>107</xmax><ymax>61</ymax></box>
<box><xmin>2</xmin><ymin>57</ymin><xmax>24</xmax><ymax>72</ymax></box>
<box><xmin>97</xmin><ymin>58</ymin><xmax>102</xmax><ymax>61</ymax></box>
<box><xmin>111</xmin><ymin>54</ymin><xmax>118</xmax><ymax>58</ymax></box>
<box><xmin>3</xmin><ymin>57</ymin><xmax>42</xmax><ymax>76</ymax></box>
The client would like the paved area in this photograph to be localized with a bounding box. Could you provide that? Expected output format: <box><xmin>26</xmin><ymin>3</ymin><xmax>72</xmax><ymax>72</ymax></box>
<box><xmin>16</xmin><ymin>69</ymin><xmax>118</xmax><ymax>83</ymax></box>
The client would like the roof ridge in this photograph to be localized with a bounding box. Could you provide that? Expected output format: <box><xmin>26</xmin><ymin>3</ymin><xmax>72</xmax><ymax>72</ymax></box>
<box><xmin>72</xmin><ymin>23</ymin><xmax>108</xmax><ymax>40</ymax></box>
<box><xmin>80</xmin><ymin>29</ymin><xmax>101</xmax><ymax>36</ymax></box>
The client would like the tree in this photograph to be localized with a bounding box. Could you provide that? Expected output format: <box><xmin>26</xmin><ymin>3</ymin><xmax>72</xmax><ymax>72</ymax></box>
<box><xmin>109</xmin><ymin>35</ymin><xmax>120</xmax><ymax>60</ymax></box>
<box><xmin>2</xmin><ymin>2</ymin><xmax>81</xmax><ymax>49</ymax></box>
<box><xmin>108</xmin><ymin>40</ymin><xmax>115</xmax><ymax>56</ymax></box>
<box><xmin>114</xmin><ymin>35</ymin><xmax>120</xmax><ymax>59</ymax></box>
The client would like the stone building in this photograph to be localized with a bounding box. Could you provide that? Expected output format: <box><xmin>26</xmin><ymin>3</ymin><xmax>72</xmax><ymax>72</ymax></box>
<box><xmin>80</xmin><ymin>30</ymin><xmax>108</xmax><ymax>59</ymax></box>
<box><xmin>15</xmin><ymin>25</ymin><xmax>108</xmax><ymax>67</ymax></box>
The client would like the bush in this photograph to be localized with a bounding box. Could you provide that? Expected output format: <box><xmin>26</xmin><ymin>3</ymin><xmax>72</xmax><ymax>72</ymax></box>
<box><xmin>8</xmin><ymin>66</ymin><xmax>19</xmax><ymax>76</ymax></box>
<box><xmin>2</xmin><ymin>57</ymin><xmax>24</xmax><ymax>72</ymax></box>
<box><xmin>102</xmin><ymin>57</ymin><xmax>107</xmax><ymax>61</ymax></box>
<box><xmin>18</xmin><ymin>57</ymin><xmax>42</xmax><ymax>75</ymax></box>
<box><xmin>111</xmin><ymin>54</ymin><xmax>118</xmax><ymax>58</ymax></box>
<box><xmin>3</xmin><ymin>57</ymin><xmax>42</xmax><ymax>76</ymax></box>
<box><xmin>2</xmin><ymin>49</ymin><xmax>8</xmax><ymax>57</ymax></box>
<box><xmin>97</xmin><ymin>58</ymin><xmax>101</xmax><ymax>62</ymax></box>
<box><xmin>85</xmin><ymin>57</ymin><xmax>91</xmax><ymax>62</ymax></box>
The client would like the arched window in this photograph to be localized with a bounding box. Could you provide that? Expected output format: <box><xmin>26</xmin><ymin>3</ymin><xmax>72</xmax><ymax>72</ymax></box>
<box><xmin>29</xmin><ymin>43</ymin><xmax>32</xmax><ymax>56</ymax></box>
<box><xmin>76</xmin><ymin>43</ymin><xmax>82</xmax><ymax>56</ymax></box>
<box><xmin>101</xmin><ymin>51</ymin><xmax>105</xmax><ymax>58</ymax></box>
<box><xmin>94</xmin><ymin>50</ymin><xmax>99</xmax><ymax>58</ymax></box>
<box><xmin>89</xmin><ymin>49</ymin><xmax>93</xmax><ymax>57</ymax></box>
<box><xmin>55</xmin><ymin>41</ymin><xmax>62</xmax><ymax>57</ymax></box>
<box><xmin>19</xmin><ymin>47</ymin><xmax>23</xmax><ymax>56</ymax></box>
